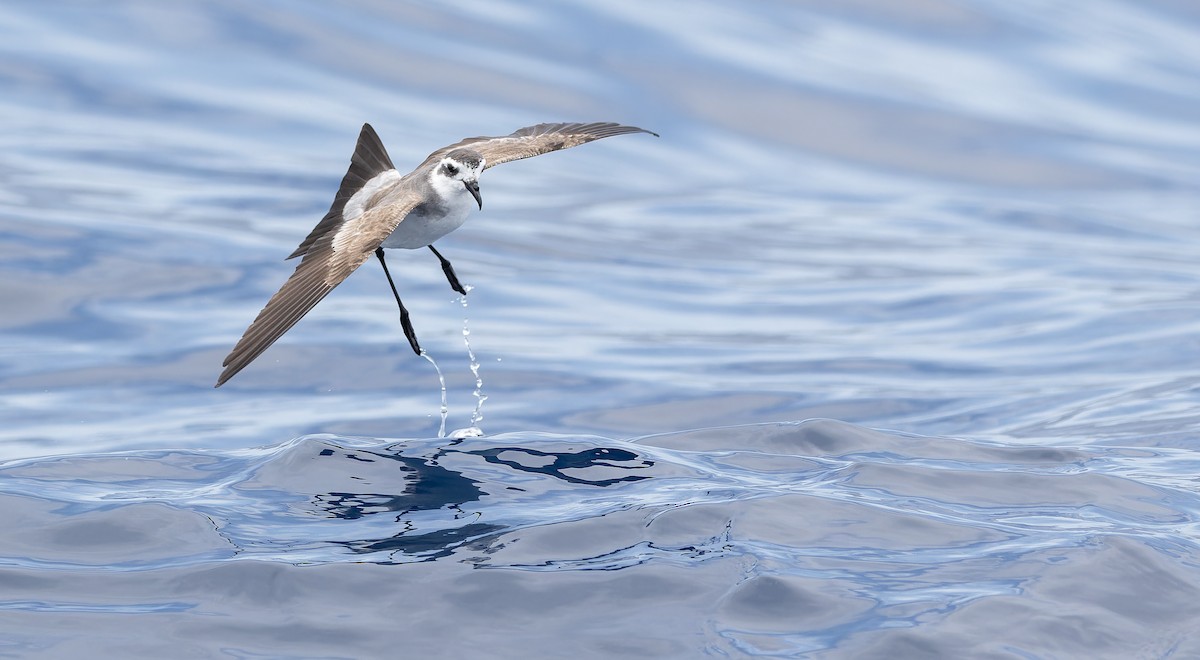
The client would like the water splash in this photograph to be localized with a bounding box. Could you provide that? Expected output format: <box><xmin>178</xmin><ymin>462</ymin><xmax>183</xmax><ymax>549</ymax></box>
<box><xmin>419</xmin><ymin>351</ymin><xmax>448</xmax><ymax>438</ymax></box>
<box><xmin>459</xmin><ymin>289</ymin><xmax>488</xmax><ymax>433</ymax></box>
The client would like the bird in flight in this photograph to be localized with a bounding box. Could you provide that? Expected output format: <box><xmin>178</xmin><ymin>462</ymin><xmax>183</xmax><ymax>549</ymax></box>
<box><xmin>216</xmin><ymin>121</ymin><xmax>657</xmax><ymax>387</ymax></box>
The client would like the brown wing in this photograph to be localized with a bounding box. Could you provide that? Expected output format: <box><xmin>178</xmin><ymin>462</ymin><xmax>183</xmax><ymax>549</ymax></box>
<box><xmin>288</xmin><ymin>123</ymin><xmax>398</xmax><ymax>261</ymax></box>
<box><xmin>417</xmin><ymin>122</ymin><xmax>657</xmax><ymax>171</ymax></box>
<box><xmin>215</xmin><ymin>193</ymin><xmax>423</xmax><ymax>387</ymax></box>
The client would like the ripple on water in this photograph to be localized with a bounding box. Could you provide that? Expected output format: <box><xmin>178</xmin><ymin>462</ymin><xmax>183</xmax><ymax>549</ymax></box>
<box><xmin>1</xmin><ymin>420</ymin><xmax>1199</xmax><ymax>656</ymax></box>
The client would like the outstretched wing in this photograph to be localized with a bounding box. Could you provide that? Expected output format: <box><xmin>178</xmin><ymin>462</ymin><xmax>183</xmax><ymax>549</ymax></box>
<box><xmin>287</xmin><ymin>123</ymin><xmax>398</xmax><ymax>260</ymax></box>
<box><xmin>216</xmin><ymin>191</ymin><xmax>423</xmax><ymax>387</ymax></box>
<box><xmin>418</xmin><ymin>122</ymin><xmax>657</xmax><ymax>171</ymax></box>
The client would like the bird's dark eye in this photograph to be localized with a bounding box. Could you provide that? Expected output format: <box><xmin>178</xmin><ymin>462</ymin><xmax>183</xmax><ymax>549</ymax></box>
<box><xmin>446</xmin><ymin>164</ymin><xmax>459</xmax><ymax>175</ymax></box>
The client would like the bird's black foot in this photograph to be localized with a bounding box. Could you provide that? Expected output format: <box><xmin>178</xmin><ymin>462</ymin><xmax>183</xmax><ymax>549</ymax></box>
<box><xmin>429</xmin><ymin>244</ymin><xmax>467</xmax><ymax>295</ymax></box>
<box><xmin>399</xmin><ymin>305</ymin><xmax>422</xmax><ymax>355</ymax></box>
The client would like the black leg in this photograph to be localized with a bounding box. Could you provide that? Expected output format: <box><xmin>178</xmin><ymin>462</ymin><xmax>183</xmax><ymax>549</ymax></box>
<box><xmin>428</xmin><ymin>244</ymin><xmax>467</xmax><ymax>295</ymax></box>
<box><xmin>376</xmin><ymin>248</ymin><xmax>422</xmax><ymax>355</ymax></box>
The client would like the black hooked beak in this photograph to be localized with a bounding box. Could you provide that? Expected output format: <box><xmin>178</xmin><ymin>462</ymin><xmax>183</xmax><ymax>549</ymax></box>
<box><xmin>463</xmin><ymin>179</ymin><xmax>482</xmax><ymax>210</ymax></box>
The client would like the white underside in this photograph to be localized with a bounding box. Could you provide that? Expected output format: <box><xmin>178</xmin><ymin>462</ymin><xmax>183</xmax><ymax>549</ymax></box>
<box><xmin>380</xmin><ymin>198</ymin><xmax>474</xmax><ymax>249</ymax></box>
<box><xmin>381</xmin><ymin>168</ymin><xmax>478</xmax><ymax>249</ymax></box>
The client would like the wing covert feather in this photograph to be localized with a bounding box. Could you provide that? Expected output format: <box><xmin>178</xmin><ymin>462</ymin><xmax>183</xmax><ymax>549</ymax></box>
<box><xmin>216</xmin><ymin>194</ymin><xmax>422</xmax><ymax>386</ymax></box>
<box><xmin>418</xmin><ymin>122</ymin><xmax>656</xmax><ymax>171</ymax></box>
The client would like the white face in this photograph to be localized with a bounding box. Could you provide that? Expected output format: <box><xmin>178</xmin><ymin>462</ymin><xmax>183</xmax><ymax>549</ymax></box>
<box><xmin>437</xmin><ymin>156</ymin><xmax>484</xmax><ymax>183</ymax></box>
<box><xmin>429</xmin><ymin>155</ymin><xmax>485</xmax><ymax>210</ymax></box>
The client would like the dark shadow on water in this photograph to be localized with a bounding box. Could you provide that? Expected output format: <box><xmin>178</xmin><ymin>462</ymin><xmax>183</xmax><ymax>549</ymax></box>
<box><xmin>313</xmin><ymin>447</ymin><xmax>484</xmax><ymax>519</ymax></box>
<box><xmin>466</xmin><ymin>446</ymin><xmax>653</xmax><ymax>487</ymax></box>
<box><xmin>339</xmin><ymin>522</ymin><xmax>507</xmax><ymax>560</ymax></box>
<box><xmin>312</xmin><ymin>440</ymin><xmax>654</xmax><ymax>561</ymax></box>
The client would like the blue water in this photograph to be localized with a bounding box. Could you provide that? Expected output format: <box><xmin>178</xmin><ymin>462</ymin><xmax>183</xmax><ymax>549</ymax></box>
<box><xmin>2</xmin><ymin>1</ymin><xmax>1200</xmax><ymax>657</ymax></box>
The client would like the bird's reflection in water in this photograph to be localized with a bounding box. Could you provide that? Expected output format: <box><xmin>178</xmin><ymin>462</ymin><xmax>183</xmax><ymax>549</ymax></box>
<box><xmin>311</xmin><ymin>441</ymin><xmax>654</xmax><ymax>562</ymax></box>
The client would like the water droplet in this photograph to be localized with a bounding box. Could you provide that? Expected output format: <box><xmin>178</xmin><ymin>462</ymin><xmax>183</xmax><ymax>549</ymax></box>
<box><xmin>420</xmin><ymin>352</ymin><xmax>449</xmax><ymax>439</ymax></box>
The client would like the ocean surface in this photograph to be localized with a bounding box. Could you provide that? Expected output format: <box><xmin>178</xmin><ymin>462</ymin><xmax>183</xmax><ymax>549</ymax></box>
<box><xmin>2</xmin><ymin>1</ymin><xmax>1200</xmax><ymax>657</ymax></box>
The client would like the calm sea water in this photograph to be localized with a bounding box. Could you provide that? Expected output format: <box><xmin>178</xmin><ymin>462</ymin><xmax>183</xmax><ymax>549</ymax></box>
<box><xmin>2</xmin><ymin>1</ymin><xmax>1200</xmax><ymax>657</ymax></box>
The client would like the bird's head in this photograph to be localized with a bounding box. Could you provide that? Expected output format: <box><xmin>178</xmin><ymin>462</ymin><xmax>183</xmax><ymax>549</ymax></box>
<box><xmin>436</xmin><ymin>149</ymin><xmax>485</xmax><ymax>209</ymax></box>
